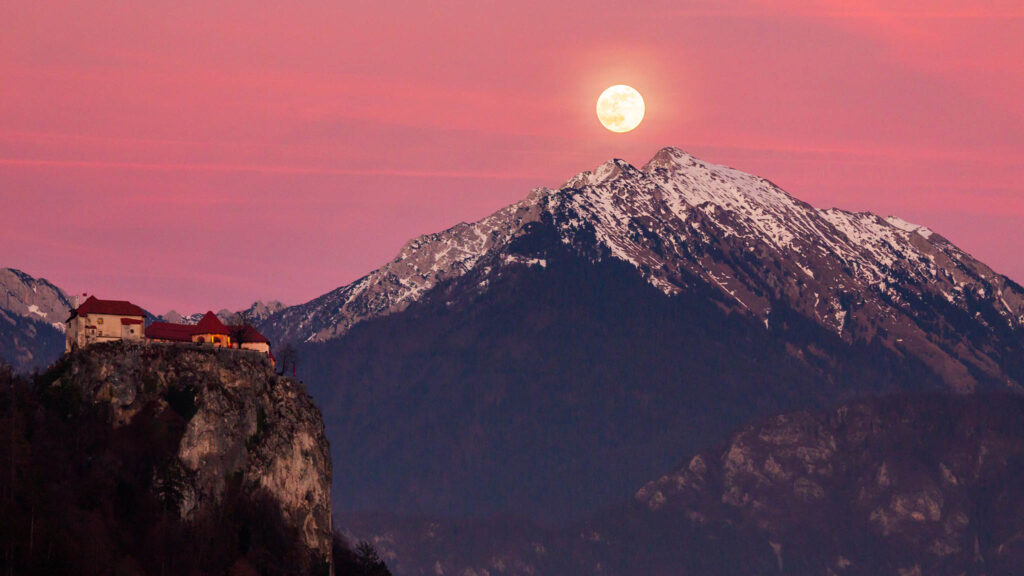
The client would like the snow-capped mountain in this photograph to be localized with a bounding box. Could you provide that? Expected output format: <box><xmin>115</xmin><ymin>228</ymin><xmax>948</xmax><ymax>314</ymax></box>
<box><xmin>263</xmin><ymin>147</ymin><xmax>1024</xmax><ymax>391</ymax></box>
<box><xmin>160</xmin><ymin>300</ymin><xmax>285</xmax><ymax>326</ymax></box>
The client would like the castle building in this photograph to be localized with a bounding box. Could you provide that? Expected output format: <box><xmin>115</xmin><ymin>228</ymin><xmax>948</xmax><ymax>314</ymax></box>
<box><xmin>65</xmin><ymin>297</ymin><xmax>274</xmax><ymax>364</ymax></box>
<box><xmin>193</xmin><ymin>311</ymin><xmax>232</xmax><ymax>347</ymax></box>
<box><xmin>147</xmin><ymin>311</ymin><xmax>232</xmax><ymax>346</ymax></box>
<box><xmin>146</xmin><ymin>311</ymin><xmax>274</xmax><ymax>362</ymax></box>
<box><xmin>230</xmin><ymin>325</ymin><xmax>272</xmax><ymax>354</ymax></box>
<box><xmin>65</xmin><ymin>296</ymin><xmax>147</xmax><ymax>352</ymax></box>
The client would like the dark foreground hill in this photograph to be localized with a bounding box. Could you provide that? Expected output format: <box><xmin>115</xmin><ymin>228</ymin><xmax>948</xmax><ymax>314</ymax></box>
<box><xmin>344</xmin><ymin>393</ymin><xmax>1024</xmax><ymax>576</ymax></box>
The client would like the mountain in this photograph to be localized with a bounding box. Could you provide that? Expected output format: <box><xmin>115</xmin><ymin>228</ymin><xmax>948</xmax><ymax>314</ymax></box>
<box><xmin>342</xmin><ymin>393</ymin><xmax>1024</xmax><ymax>576</ymax></box>
<box><xmin>0</xmin><ymin>267</ymin><xmax>73</xmax><ymax>325</ymax></box>
<box><xmin>0</xmin><ymin>268</ymin><xmax>73</xmax><ymax>371</ymax></box>
<box><xmin>262</xmin><ymin>147</ymin><xmax>1024</xmax><ymax>392</ymax></box>
<box><xmin>1</xmin><ymin>341</ymin><xmax>334</xmax><ymax>575</ymax></box>
<box><xmin>257</xmin><ymin>148</ymin><xmax>1024</xmax><ymax>523</ymax></box>
<box><xmin>161</xmin><ymin>300</ymin><xmax>286</xmax><ymax>326</ymax></box>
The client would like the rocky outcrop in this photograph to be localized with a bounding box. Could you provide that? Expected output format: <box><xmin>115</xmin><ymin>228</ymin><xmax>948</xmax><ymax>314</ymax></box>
<box><xmin>633</xmin><ymin>394</ymin><xmax>1024</xmax><ymax>575</ymax></box>
<box><xmin>344</xmin><ymin>394</ymin><xmax>1024</xmax><ymax>576</ymax></box>
<box><xmin>47</xmin><ymin>341</ymin><xmax>333</xmax><ymax>558</ymax></box>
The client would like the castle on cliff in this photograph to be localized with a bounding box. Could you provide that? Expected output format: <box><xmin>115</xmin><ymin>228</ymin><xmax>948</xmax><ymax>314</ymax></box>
<box><xmin>65</xmin><ymin>296</ymin><xmax>273</xmax><ymax>362</ymax></box>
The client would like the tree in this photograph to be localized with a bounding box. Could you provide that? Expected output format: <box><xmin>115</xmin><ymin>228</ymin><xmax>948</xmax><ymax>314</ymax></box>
<box><xmin>333</xmin><ymin>535</ymin><xmax>391</xmax><ymax>576</ymax></box>
<box><xmin>277</xmin><ymin>344</ymin><xmax>298</xmax><ymax>377</ymax></box>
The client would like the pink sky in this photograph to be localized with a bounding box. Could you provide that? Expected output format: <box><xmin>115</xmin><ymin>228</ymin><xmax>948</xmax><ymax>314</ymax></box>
<box><xmin>2</xmin><ymin>0</ymin><xmax>1023</xmax><ymax>313</ymax></box>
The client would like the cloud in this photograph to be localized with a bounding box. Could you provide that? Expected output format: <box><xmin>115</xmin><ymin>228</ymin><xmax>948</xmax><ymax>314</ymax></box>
<box><xmin>0</xmin><ymin>157</ymin><xmax>535</xmax><ymax>180</ymax></box>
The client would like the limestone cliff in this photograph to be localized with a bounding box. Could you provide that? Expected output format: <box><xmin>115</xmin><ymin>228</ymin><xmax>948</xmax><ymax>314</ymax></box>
<box><xmin>46</xmin><ymin>341</ymin><xmax>333</xmax><ymax>558</ymax></box>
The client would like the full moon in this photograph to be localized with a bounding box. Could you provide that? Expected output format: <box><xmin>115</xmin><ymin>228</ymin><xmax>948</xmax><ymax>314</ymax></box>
<box><xmin>596</xmin><ymin>85</ymin><xmax>645</xmax><ymax>133</ymax></box>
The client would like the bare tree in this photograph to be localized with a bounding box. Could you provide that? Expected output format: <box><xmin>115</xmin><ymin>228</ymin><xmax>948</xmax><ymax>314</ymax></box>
<box><xmin>276</xmin><ymin>343</ymin><xmax>298</xmax><ymax>377</ymax></box>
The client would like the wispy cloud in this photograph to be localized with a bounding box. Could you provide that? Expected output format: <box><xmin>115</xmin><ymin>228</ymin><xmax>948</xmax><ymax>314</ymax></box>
<box><xmin>0</xmin><ymin>157</ymin><xmax>536</xmax><ymax>180</ymax></box>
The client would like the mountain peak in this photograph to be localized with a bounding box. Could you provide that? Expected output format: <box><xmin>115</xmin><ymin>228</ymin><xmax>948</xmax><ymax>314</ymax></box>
<box><xmin>562</xmin><ymin>158</ymin><xmax>641</xmax><ymax>189</ymax></box>
<box><xmin>884</xmin><ymin>215</ymin><xmax>933</xmax><ymax>239</ymax></box>
<box><xmin>642</xmin><ymin>146</ymin><xmax>697</xmax><ymax>172</ymax></box>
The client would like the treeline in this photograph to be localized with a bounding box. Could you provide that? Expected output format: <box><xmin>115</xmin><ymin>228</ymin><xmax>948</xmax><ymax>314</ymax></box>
<box><xmin>0</xmin><ymin>363</ymin><xmax>389</xmax><ymax>576</ymax></box>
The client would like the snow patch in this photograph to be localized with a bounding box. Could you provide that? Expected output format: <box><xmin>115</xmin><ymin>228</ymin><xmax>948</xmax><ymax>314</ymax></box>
<box><xmin>503</xmin><ymin>254</ymin><xmax>548</xmax><ymax>268</ymax></box>
<box><xmin>885</xmin><ymin>216</ymin><xmax>933</xmax><ymax>239</ymax></box>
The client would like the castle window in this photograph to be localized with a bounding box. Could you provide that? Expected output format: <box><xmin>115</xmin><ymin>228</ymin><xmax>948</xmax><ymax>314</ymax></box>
<box><xmin>97</xmin><ymin>317</ymin><xmax>104</xmax><ymax>325</ymax></box>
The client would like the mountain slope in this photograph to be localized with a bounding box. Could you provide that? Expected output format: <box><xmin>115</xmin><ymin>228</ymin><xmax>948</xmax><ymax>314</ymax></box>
<box><xmin>0</xmin><ymin>268</ymin><xmax>72</xmax><ymax>371</ymax></box>
<box><xmin>343</xmin><ymin>394</ymin><xmax>1024</xmax><ymax>576</ymax></box>
<box><xmin>262</xmin><ymin>148</ymin><xmax>1024</xmax><ymax>521</ymax></box>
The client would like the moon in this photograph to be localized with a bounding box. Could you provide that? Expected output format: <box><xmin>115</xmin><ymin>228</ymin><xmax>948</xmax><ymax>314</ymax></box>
<box><xmin>596</xmin><ymin>85</ymin><xmax>645</xmax><ymax>133</ymax></box>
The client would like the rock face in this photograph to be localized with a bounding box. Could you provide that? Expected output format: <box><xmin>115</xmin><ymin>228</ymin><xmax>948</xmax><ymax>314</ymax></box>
<box><xmin>0</xmin><ymin>268</ymin><xmax>71</xmax><ymax>371</ymax></box>
<box><xmin>631</xmin><ymin>394</ymin><xmax>1024</xmax><ymax>575</ymax></box>
<box><xmin>0</xmin><ymin>267</ymin><xmax>73</xmax><ymax>327</ymax></box>
<box><xmin>344</xmin><ymin>394</ymin><xmax>1024</xmax><ymax>576</ymax></box>
<box><xmin>49</xmin><ymin>341</ymin><xmax>333</xmax><ymax>557</ymax></box>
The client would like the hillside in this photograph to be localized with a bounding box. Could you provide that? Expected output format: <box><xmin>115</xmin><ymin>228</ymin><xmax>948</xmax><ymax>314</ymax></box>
<box><xmin>344</xmin><ymin>393</ymin><xmax>1024</xmax><ymax>576</ymax></box>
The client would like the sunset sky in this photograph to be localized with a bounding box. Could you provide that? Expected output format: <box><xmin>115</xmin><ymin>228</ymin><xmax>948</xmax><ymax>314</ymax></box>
<box><xmin>2</xmin><ymin>0</ymin><xmax>1023</xmax><ymax>314</ymax></box>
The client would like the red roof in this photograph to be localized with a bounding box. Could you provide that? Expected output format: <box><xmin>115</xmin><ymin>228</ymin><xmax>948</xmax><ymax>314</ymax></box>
<box><xmin>73</xmin><ymin>296</ymin><xmax>146</xmax><ymax>319</ymax></box>
<box><xmin>145</xmin><ymin>322</ymin><xmax>197</xmax><ymax>342</ymax></box>
<box><xmin>120</xmin><ymin>318</ymin><xmax>144</xmax><ymax>325</ymax></box>
<box><xmin>230</xmin><ymin>324</ymin><xmax>270</xmax><ymax>344</ymax></box>
<box><xmin>195</xmin><ymin>311</ymin><xmax>229</xmax><ymax>335</ymax></box>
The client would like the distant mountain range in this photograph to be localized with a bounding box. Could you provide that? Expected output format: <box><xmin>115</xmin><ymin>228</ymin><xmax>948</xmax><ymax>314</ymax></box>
<box><xmin>159</xmin><ymin>300</ymin><xmax>285</xmax><ymax>326</ymax></box>
<box><xmin>252</xmin><ymin>148</ymin><xmax>1024</xmax><ymax>528</ymax></box>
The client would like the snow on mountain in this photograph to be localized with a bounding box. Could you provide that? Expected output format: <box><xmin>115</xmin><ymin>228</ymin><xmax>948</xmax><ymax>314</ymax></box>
<box><xmin>160</xmin><ymin>300</ymin><xmax>286</xmax><ymax>326</ymax></box>
<box><xmin>261</xmin><ymin>147</ymin><xmax>1024</xmax><ymax>388</ymax></box>
<box><xmin>0</xmin><ymin>268</ymin><xmax>74</xmax><ymax>332</ymax></box>
<box><xmin>261</xmin><ymin>197</ymin><xmax>549</xmax><ymax>343</ymax></box>
<box><xmin>0</xmin><ymin>268</ymin><xmax>71</xmax><ymax>371</ymax></box>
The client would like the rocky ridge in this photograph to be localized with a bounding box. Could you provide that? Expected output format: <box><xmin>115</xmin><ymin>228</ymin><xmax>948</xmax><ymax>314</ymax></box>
<box><xmin>161</xmin><ymin>300</ymin><xmax>286</xmax><ymax>326</ymax></box>
<box><xmin>343</xmin><ymin>394</ymin><xmax>1024</xmax><ymax>576</ymax></box>
<box><xmin>630</xmin><ymin>393</ymin><xmax>1024</xmax><ymax>575</ymax></box>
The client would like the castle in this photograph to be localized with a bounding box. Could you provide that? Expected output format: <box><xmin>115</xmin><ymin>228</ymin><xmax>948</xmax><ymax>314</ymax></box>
<box><xmin>65</xmin><ymin>296</ymin><xmax>274</xmax><ymax>362</ymax></box>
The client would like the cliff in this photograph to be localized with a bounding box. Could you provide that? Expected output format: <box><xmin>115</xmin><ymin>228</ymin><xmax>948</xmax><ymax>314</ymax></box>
<box><xmin>1</xmin><ymin>341</ymin><xmax>334</xmax><ymax>575</ymax></box>
<box><xmin>56</xmin><ymin>341</ymin><xmax>333</xmax><ymax>555</ymax></box>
